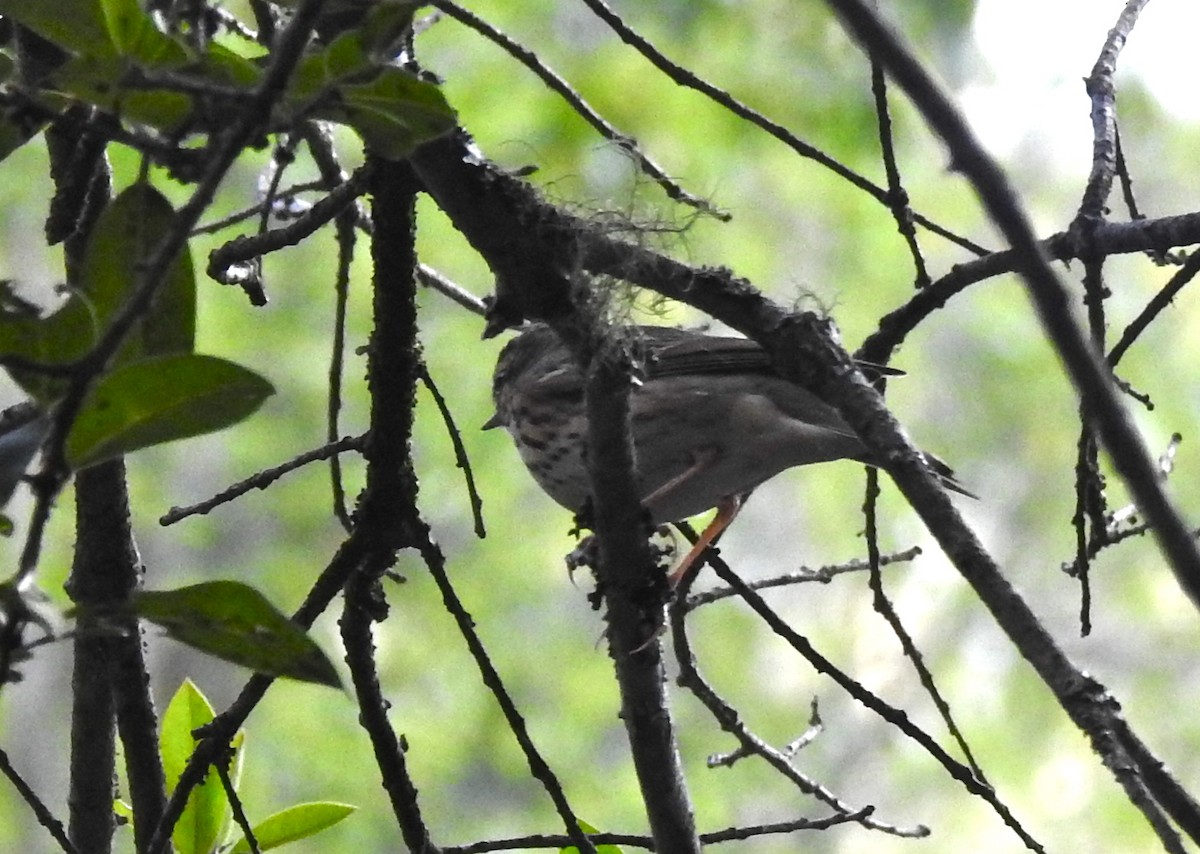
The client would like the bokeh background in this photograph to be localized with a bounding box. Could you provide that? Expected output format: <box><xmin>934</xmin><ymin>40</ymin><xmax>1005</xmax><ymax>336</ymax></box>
<box><xmin>3</xmin><ymin>0</ymin><xmax>1200</xmax><ymax>851</ymax></box>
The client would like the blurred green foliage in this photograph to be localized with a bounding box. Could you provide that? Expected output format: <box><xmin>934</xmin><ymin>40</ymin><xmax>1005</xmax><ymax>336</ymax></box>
<box><xmin>3</xmin><ymin>1</ymin><xmax>1200</xmax><ymax>852</ymax></box>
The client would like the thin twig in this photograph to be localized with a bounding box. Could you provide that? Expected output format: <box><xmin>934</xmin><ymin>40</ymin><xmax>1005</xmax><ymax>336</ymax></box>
<box><xmin>215</xmin><ymin>757</ymin><xmax>260</xmax><ymax>854</ymax></box>
<box><xmin>860</xmin><ymin>210</ymin><xmax>1200</xmax><ymax>365</ymax></box>
<box><xmin>679</xmin><ymin>521</ymin><xmax>1044</xmax><ymax>850</ymax></box>
<box><xmin>669</xmin><ymin>553</ymin><xmax>927</xmax><ymax>838</ymax></box>
<box><xmin>1075</xmin><ymin>0</ymin><xmax>1151</xmax><ymax>227</ymax></box>
<box><xmin>190</xmin><ymin>180</ymin><xmax>333</xmax><ymax>234</ymax></box>
<box><xmin>419</xmin><ymin>365</ymin><xmax>486</xmax><ymax>538</ymax></box>
<box><xmin>206</xmin><ymin>163</ymin><xmax>373</xmax><ymax>287</ymax></box>
<box><xmin>419</xmin><ymin>533</ymin><xmax>595</xmax><ymax>851</ymax></box>
<box><xmin>828</xmin><ymin>0</ymin><xmax>1200</xmax><ymax>610</ymax></box>
<box><xmin>417</xmin><ymin>265</ymin><xmax>488</xmax><ymax>315</ymax></box>
<box><xmin>869</xmin><ymin>58</ymin><xmax>930</xmax><ymax>288</ymax></box>
<box><xmin>862</xmin><ymin>469</ymin><xmax>991</xmax><ymax>786</ymax></box>
<box><xmin>1108</xmin><ymin>249</ymin><xmax>1200</xmax><ymax>368</ymax></box>
<box><xmin>440</xmin><ymin>810</ymin><xmax>877</xmax><ymax>853</ymax></box>
<box><xmin>682</xmin><ymin>545</ymin><xmax>921</xmax><ymax>609</ymax></box>
<box><xmin>0</xmin><ymin>745</ymin><xmax>76</xmax><ymax>854</ymax></box>
<box><xmin>302</xmin><ymin>123</ymin><xmax>358</xmax><ymax>531</ymax></box>
<box><xmin>159</xmin><ymin>435</ymin><xmax>365</xmax><ymax>525</ymax></box>
<box><xmin>576</xmin><ymin>0</ymin><xmax>986</xmax><ymax>256</ymax></box>
<box><xmin>430</xmin><ymin>0</ymin><xmax>725</xmax><ymax>220</ymax></box>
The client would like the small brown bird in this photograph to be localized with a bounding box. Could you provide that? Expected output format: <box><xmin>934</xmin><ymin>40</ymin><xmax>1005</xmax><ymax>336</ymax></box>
<box><xmin>484</xmin><ymin>323</ymin><xmax>965</xmax><ymax>582</ymax></box>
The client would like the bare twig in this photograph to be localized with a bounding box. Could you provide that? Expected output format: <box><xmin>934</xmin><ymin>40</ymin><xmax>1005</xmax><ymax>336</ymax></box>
<box><xmin>1075</xmin><ymin>0</ymin><xmax>1151</xmax><ymax>227</ymax></box>
<box><xmin>0</xmin><ymin>745</ymin><xmax>76</xmax><ymax>854</ymax></box>
<box><xmin>576</xmin><ymin>0</ymin><xmax>987</xmax><ymax>256</ymax></box>
<box><xmin>206</xmin><ymin>163</ymin><xmax>373</xmax><ymax>289</ymax></box>
<box><xmin>669</xmin><ymin>555</ymin><xmax>928</xmax><ymax>838</ymax></box>
<box><xmin>430</xmin><ymin>0</ymin><xmax>725</xmax><ymax>220</ymax></box>
<box><xmin>862</xmin><ymin>469</ymin><xmax>990</xmax><ymax>785</ymax></box>
<box><xmin>869</xmin><ymin>59</ymin><xmax>930</xmax><ymax>288</ymax></box>
<box><xmin>302</xmin><ymin>123</ymin><xmax>359</xmax><ymax>531</ymax></box>
<box><xmin>676</xmin><ymin>520</ymin><xmax>1032</xmax><ymax>849</ymax></box>
<box><xmin>682</xmin><ymin>545</ymin><xmax>921</xmax><ymax>609</ymax></box>
<box><xmin>1108</xmin><ymin>250</ymin><xmax>1200</xmax><ymax>368</ymax></box>
<box><xmin>417</xmin><ymin>265</ymin><xmax>488</xmax><ymax>315</ymax></box>
<box><xmin>419</xmin><ymin>365</ymin><xmax>486</xmax><ymax>538</ymax></box>
<box><xmin>159</xmin><ymin>435</ymin><xmax>365</xmax><ymax>525</ymax></box>
<box><xmin>826</xmin><ymin>0</ymin><xmax>1200</xmax><ymax>610</ymax></box>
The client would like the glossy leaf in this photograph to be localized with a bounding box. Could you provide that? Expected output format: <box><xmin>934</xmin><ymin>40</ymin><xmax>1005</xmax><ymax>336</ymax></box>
<box><xmin>0</xmin><ymin>183</ymin><xmax>196</xmax><ymax>401</ymax></box>
<box><xmin>100</xmin><ymin>0</ymin><xmax>186</xmax><ymax>64</ymax></box>
<box><xmin>133</xmin><ymin>581</ymin><xmax>341</xmax><ymax>688</ymax></box>
<box><xmin>323</xmin><ymin>67</ymin><xmax>456</xmax><ymax>159</ymax></box>
<box><xmin>65</xmin><ymin>354</ymin><xmax>273</xmax><ymax>469</ymax></box>
<box><xmin>161</xmin><ymin>679</ymin><xmax>241</xmax><ymax>854</ymax></box>
<box><xmin>227</xmin><ymin>802</ymin><xmax>357</xmax><ymax>853</ymax></box>
<box><xmin>79</xmin><ymin>183</ymin><xmax>196</xmax><ymax>361</ymax></box>
<box><xmin>282</xmin><ymin>4</ymin><xmax>454</xmax><ymax>159</ymax></box>
<box><xmin>50</xmin><ymin>53</ymin><xmax>194</xmax><ymax>130</ymax></box>
<box><xmin>0</xmin><ymin>292</ymin><xmax>94</xmax><ymax>403</ymax></box>
<box><xmin>0</xmin><ymin>0</ymin><xmax>115</xmax><ymax>57</ymax></box>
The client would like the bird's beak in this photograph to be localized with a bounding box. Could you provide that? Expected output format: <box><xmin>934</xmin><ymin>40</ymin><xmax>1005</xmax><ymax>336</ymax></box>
<box><xmin>482</xmin><ymin>412</ymin><xmax>504</xmax><ymax>430</ymax></box>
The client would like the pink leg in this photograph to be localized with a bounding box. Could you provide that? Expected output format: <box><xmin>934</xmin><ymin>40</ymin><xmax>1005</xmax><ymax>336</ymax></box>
<box><xmin>666</xmin><ymin>493</ymin><xmax>744</xmax><ymax>588</ymax></box>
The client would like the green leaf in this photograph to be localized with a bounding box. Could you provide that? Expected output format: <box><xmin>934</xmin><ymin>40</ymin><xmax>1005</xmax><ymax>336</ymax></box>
<box><xmin>80</xmin><ymin>183</ymin><xmax>196</xmax><ymax>362</ymax></box>
<box><xmin>281</xmin><ymin>5</ymin><xmax>454</xmax><ymax>158</ymax></box>
<box><xmin>200</xmin><ymin>43</ymin><xmax>265</xmax><ymax>89</ymax></box>
<box><xmin>101</xmin><ymin>0</ymin><xmax>192</xmax><ymax>65</ymax></box>
<box><xmin>561</xmin><ymin>820</ymin><xmax>624</xmax><ymax>854</ymax></box>
<box><xmin>308</xmin><ymin>67</ymin><xmax>455</xmax><ymax>159</ymax></box>
<box><xmin>50</xmin><ymin>53</ymin><xmax>195</xmax><ymax>131</ymax></box>
<box><xmin>228</xmin><ymin>802</ymin><xmax>357</xmax><ymax>853</ymax></box>
<box><xmin>0</xmin><ymin>183</ymin><xmax>196</xmax><ymax>401</ymax></box>
<box><xmin>65</xmin><ymin>354</ymin><xmax>273</xmax><ymax>469</ymax></box>
<box><xmin>133</xmin><ymin>581</ymin><xmax>342</xmax><ymax>688</ymax></box>
<box><xmin>101</xmin><ymin>0</ymin><xmax>163</xmax><ymax>59</ymax></box>
<box><xmin>0</xmin><ymin>0</ymin><xmax>116</xmax><ymax>57</ymax></box>
<box><xmin>160</xmin><ymin>679</ymin><xmax>215</xmax><ymax>792</ymax></box>
<box><xmin>0</xmin><ymin>291</ymin><xmax>96</xmax><ymax>402</ymax></box>
<box><xmin>42</xmin><ymin>14</ymin><xmax>259</xmax><ymax>134</ymax></box>
<box><xmin>354</xmin><ymin>0</ymin><xmax>418</xmax><ymax>57</ymax></box>
<box><xmin>161</xmin><ymin>679</ymin><xmax>240</xmax><ymax>854</ymax></box>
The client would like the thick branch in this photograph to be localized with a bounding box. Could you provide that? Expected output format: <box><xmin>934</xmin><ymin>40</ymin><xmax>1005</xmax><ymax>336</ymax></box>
<box><xmin>582</xmin><ymin>335</ymin><xmax>701</xmax><ymax>853</ymax></box>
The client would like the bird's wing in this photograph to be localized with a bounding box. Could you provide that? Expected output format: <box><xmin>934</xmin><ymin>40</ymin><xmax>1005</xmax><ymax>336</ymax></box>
<box><xmin>637</xmin><ymin>327</ymin><xmax>776</xmax><ymax>377</ymax></box>
<box><xmin>637</xmin><ymin>326</ymin><xmax>902</xmax><ymax>380</ymax></box>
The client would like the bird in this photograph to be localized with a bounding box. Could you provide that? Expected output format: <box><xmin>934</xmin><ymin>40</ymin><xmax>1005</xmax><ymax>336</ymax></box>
<box><xmin>484</xmin><ymin>322</ymin><xmax>967</xmax><ymax>584</ymax></box>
